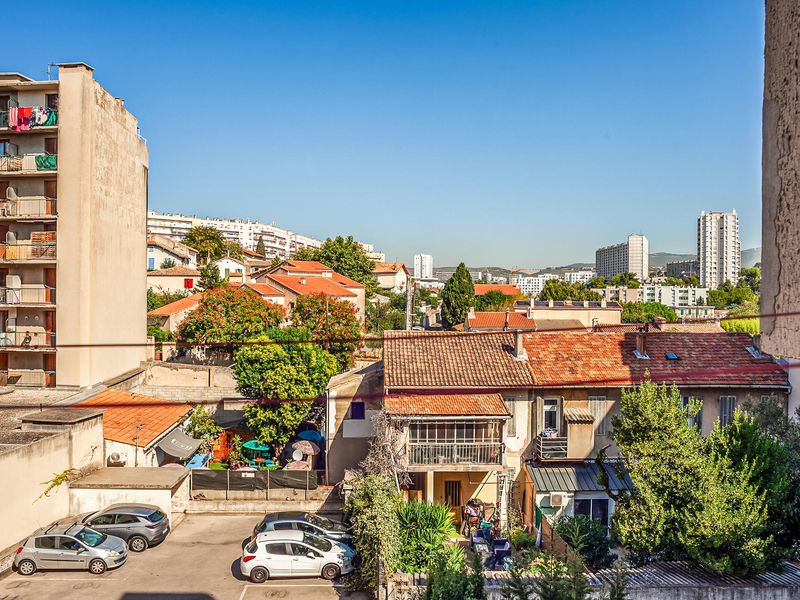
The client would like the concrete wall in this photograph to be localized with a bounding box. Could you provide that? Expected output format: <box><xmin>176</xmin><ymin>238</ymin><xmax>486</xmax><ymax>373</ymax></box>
<box><xmin>142</xmin><ymin>361</ymin><xmax>237</xmax><ymax>388</ymax></box>
<box><xmin>528</xmin><ymin>306</ymin><xmax>621</xmax><ymax>327</ymax></box>
<box><xmin>147</xmin><ymin>274</ymin><xmax>198</xmax><ymax>293</ymax></box>
<box><xmin>56</xmin><ymin>63</ymin><xmax>148</xmax><ymax>387</ymax></box>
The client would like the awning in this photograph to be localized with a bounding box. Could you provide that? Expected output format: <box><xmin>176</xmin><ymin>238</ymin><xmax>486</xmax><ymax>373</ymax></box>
<box><xmin>563</xmin><ymin>407</ymin><xmax>594</xmax><ymax>423</ymax></box>
<box><xmin>156</xmin><ymin>428</ymin><xmax>202</xmax><ymax>458</ymax></box>
<box><xmin>528</xmin><ymin>462</ymin><xmax>632</xmax><ymax>493</ymax></box>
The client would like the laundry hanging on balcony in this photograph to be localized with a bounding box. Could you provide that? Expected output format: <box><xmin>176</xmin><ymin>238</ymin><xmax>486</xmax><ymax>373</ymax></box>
<box><xmin>7</xmin><ymin>106</ymin><xmax>57</xmax><ymax>131</ymax></box>
<box><xmin>34</xmin><ymin>155</ymin><xmax>57</xmax><ymax>171</ymax></box>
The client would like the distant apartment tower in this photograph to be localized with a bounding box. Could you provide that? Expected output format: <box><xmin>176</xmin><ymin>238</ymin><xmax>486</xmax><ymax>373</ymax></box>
<box><xmin>595</xmin><ymin>234</ymin><xmax>649</xmax><ymax>281</ymax></box>
<box><xmin>666</xmin><ymin>259</ymin><xmax>699</xmax><ymax>279</ymax></box>
<box><xmin>516</xmin><ymin>273</ymin><xmax>559</xmax><ymax>297</ymax></box>
<box><xmin>564</xmin><ymin>270</ymin><xmax>597</xmax><ymax>285</ymax></box>
<box><xmin>413</xmin><ymin>254</ymin><xmax>433</xmax><ymax>279</ymax></box>
<box><xmin>0</xmin><ymin>64</ymin><xmax>148</xmax><ymax>387</ymax></box>
<box><xmin>697</xmin><ymin>211</ymin><xmax>740</xmax><ymax>289</ymax></box>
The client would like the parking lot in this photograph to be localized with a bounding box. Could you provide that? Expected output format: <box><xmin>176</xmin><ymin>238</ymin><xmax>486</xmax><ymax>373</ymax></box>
<box><xmin>0</xmin><ymin>514</ymin><xmax>368</xmax><ymax>600</ymax></box>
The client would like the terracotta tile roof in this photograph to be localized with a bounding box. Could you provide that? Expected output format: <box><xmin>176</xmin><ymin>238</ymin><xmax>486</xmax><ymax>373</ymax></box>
<box><xmin>330</xmin><ymin>272</ymin><xmax>364</xmax><ymax>289</ymax></box>
<box><xmin>593</xmin><ymin>321</ymin><xmax>725</xmax><ymax>334</ymax></box>
<box><xmin>522</xmin><ymin>332</ymin><xmax>789</xmax><ymax>388</ymax></box>
<box><xmin>474</xmin><ymin>284</ymin><xmax>520</xmax><ymax>297</ymax></box>
<box><xmin>266</xmin><ymin>274</ymin><xmax>356</xmax><ymax>297</ymax></box>
<box><xmin>373</xmin><ymin>262</ymin><xmax>409</xmax><ymax>275</ymax></box>
<box><xmin>147</xmin><ymin>234</ymin><xmax>198</xmax><ymax>261</ymax></box>
<box><xmin>283</xmin><ymin>260</ymin><xmax>332</xmax><ymax>272</ymax></box>
<box><xmin>75</xmin><ymin>389</ymin><xmax>192</xmax><ymax>448</ymax></box>
<box><xmin>147</xmin><ymin>266</ymin><xmax>201</xmax><ymax>277</ymax></box>
<box><xmin>564</xmin><ymin>407</ymin><xmax>594</xmax><ymax>423</ymax></box>
<box><xmin>383</xmin><ymin>330</ymin><xmax>535</xmax><ymax>390</ymax></box>
<box><xmin>384</xmin><ymin>393</ymin><xmax>510</xmax><ymax>416</ymax></box>
<box><xmin>242</xmin><ymin>283</ymin><xmax>284</xmax><ymax>297</ymax></box>
<box><xmin>147</xmin><ymin>292</ymin><xmax>204</xmax><ymax>317</ymax></box>
<box><xmin>242</xmin><ymin>248</ymin><xmax>264</xmax><ymax>258</ymax></box>
<box><xmin>466</xmin><ymin>312</ymin><xmax>537</xmax><ymax>331</ymax></box>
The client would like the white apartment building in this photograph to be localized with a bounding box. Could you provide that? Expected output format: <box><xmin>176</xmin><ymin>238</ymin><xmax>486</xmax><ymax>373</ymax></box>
<box><xmin>595</xmin><ymin>234</ymin><xmax>649</xmax><ymax>281</ymax></box>
<box><xmin>697</xmin><ymin>210</ymin><xmax>740</xmax><ymax>289</ymax></box>
<box><xmin>516</xmin><ymin>273</ymin><xmax>559</xmax><ymax>297</ymax></box>
<box><xmin>564</xmin><ymin>271</ymin><xmax>597</xmax><ymax>284</ymax></box>
<box><xmin>146</xmin><ymin>210</ymin><xmax>323</xmax><ymax>259</ymax></box>
<box><xmin>413</xmin><ymin>254</ymin><xmax>433</xmax><ymax>280</ymax></box>
<box><xmin>360</xmin><ymin>243</ymin><xmax>385</xmax><ymax>262</ymax></box>
<box><xmin>594</xmin><ymin>285</ymin><xmax>708</xmax><ymax>308</ymax></box>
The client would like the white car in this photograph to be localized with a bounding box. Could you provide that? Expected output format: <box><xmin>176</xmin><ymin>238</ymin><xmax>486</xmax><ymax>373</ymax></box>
<box><xmin>240</xmin><ymin>530</ymin><xmax>355</xmax><ymax>583</ymax></box>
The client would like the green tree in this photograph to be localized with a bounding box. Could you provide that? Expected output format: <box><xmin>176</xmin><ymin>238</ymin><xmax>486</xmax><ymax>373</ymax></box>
<box><xmin>474</xmin><ymin>290</ymin><xmax>515</xmax><ymax>311</ymax></box>
<box><xmin>147</xmin><ymin>288</ymin><xmax>189</xmax><ymax>311</ymax></box>
<box><xmin>555</xmin><ymin>515</ymin><xmax>615</xmax><ymax>569</ymax></box>
<box><xmin>160</xmin><ymin>257</ymin><xmax>176</xmax><ymax>269</ymax></box>
<box><xmin>197</xmin><ymin>263</ymin><xmax>226</xmax><ymax>291</ymax></box>
<box><xmin>440</xmin><ymin>263</ymin><xmax>475</xmax><ymax>329</ymax></box>
<box><xmin>721</xmin><ymin>303</ymin><xmax>759</xmax><ymax>334</ymax></box>
<box><xmin>147</xmin><ymin>323</ymin><xmax>171</xmax><ymax>342</ymax></box>
<box><xmin>177</xmin><ymin>286</ymin><xmax>284</xmax><ymax>344</ymax></box>
<box><xmin>290</xmin><ymin>293</ymin><xmax>362</xmax><ymax>371</ymax></box>
<box><xmin>255</xmin><ymin>236</ymin><xmax>266</xmax><ymax>256</ymax></box>
<box><xmin>366</xmin><ymin>300</ymin><xmax>405</xmax><ymax>335</ymax></box>
<box><xmin>708</xmin><ymin>283</ymin><xmax>757</xmax><ymax>308</ymax></box>
<box><xmin>585</xmin><ymin>275</ymin><xmax>606</xmax><ymax>289</ymax></box>
<box><xmin>621</xmin><ymin>302</ymin><xmax>677</xmax><ymax>323</ymax></box>
<box><xmin>182</xmin><ymin>225</ymin><xmax>227</xmax><ymax>264</ymax></box>
<box><xmin>293</xmin><ymin>235</ymin><xmax>378</xmax><ymax>296</ymax></box>
<box><xmin>539</xmin><ymin>280</ymin><xmax>602</xmax><ymax>302</ymax></box>
<box><xmin>738</xmin><ymin>267</ymin><xmax>761</xmax><ymax>294</ymax></box>
<box><xmin>610</xmin><ymin>272</ymin><xmax>641</xmax><ymax>288</ymax></box>
<box><xmin>397</xmin><ymin>502</ymin><xmax>458</xmax><ymax>573</ymax></box>
<box><xmin>182</xmin><ymin>406</ymin><xmax>223</xmax><ymax>454</ymax></box>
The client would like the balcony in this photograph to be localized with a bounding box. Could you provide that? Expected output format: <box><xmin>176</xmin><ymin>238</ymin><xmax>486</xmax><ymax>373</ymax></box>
<box><xmin>0</xmin><ymin>238</ymin><xmax>57</xmax><ymax>262</ymax></box>
<box><xmin>0</xmin><ymin>108</ymin><xmax>58</xmax><ymax>130</ymax></box>
<box><xmin>0</xmin><ymin>369</ymin><xmax>52</xmax><ymax>387</ymax></box>
<box><xmin>0</xmin><ymin>286</ymin><xmax>56</xmax><ymax>306</ymax></box>
<box><xmin>0</xmin><ymin>154</ymin><xmax>57</xmax><ymax>173</ymax></box>
<box><xmin>0</xmin><ymin>331</ymin><xmax>56</xmax><ymax>350</ymax></box>
<box><xmin>536</xmin><ymin>435</ymin><xmax>569</xmax><ymax>460</ymax></box>
<box><xmin>0</xmin><ymin>196</ymin><xmax>57</xmax><ymax>219</ymax></box>
<box><xmin>408</xmin><ymin>442</ymin><xmax>504</xmax><ymax>466</ymax></box>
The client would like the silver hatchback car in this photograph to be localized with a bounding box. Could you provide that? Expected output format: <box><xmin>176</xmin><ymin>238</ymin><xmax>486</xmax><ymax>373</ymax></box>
<box><xmin>78</xmin><ymin>503</ymin><xmax>170</xmax><ymax>552</ymax></box>
<box><xmin>14</xmin><ymin>523</ymin><xmax>128</xmax><ymax>575</ymax></box>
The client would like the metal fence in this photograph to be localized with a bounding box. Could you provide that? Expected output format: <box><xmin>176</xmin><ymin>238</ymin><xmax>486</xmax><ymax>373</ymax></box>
<box><xmin>408</xmin><ymin>442</ymin><xmax>504</xmax><ymax>466</ymax></box>
<box><xmin>190</xmin><ymin>469</ymin><xmax>322</xmax><ymax>500</ymax></box>
<box><xmin>0</xmin><ymin>286</ymin><xmax>55</xmax><ymax>305</ymax></box>
<box><xmin>536</xmin><ymin>436</ymin><xmax>568</xmax><ymax>460</ymax></box>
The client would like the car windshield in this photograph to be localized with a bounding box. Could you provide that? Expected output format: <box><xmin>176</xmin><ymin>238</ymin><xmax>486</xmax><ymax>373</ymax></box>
<box><xmin>305</xmin><ymin>514</ymin><xmax>335</xmax><ymax>530</ymax></box>
<box><xmin>73</xmin><ymin>527</ymin><xmax>107</xmax><ymax>547</ymax></box>
<box><xmin>146</xmin><ymin>510</ymin><xmax>165</xmax><ymax>523</ymax></box>
<box><xmin>303</xmin><ymin>532</ymin><xmax>332</xmax><ymax>552</ymax></box>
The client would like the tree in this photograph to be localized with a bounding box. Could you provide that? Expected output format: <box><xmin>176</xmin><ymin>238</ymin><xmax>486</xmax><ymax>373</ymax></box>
<box><xmin>708</xmin><ymin>283</ymin><xmax>757</xmax><ymax>308</ymax></box>
<box><xmin>474</xmin><ymin>290</ymin><xmax>515</xmax><ymax>311</ymax></box>
<box><xmin>197</xmin><ymin>263</ymin><xmax>226</xmax><ymax>291</ymax></box>
<box><xmin>366</xmin><ymin>300</ymin><xmax>405</xmax><ymax>335</ymax></box>
<box><xmin>610</xmin><ymin>272</ymin><xmax>640</xmax><ymax>288</ymax></box>
<box><xmin>293</xmin><ymin>235</ymin><xmax>378</xmax><ymax>296</ymax></box>
<box><xmin>222</xmin><ymin>240</ymin><xmax>244</xmax><ymax>260</ymax></box>
<box><xmin>738</xmin><ymin>267</ymin><xmax>761</xmax><ymax>294</ymax></box>
<box><xmin>182</xmin><ymin>226</ymin><xmax>227</xmax><ymax>264</ymax></box>
<box><xmin>621</xmin><ymin>302</ymin><xmax>677</xmax><ymax>323</ymax></box>
<box><xmin>721</xmin><ymin>303</ymin><xmax>759</xmax><ymax>334</ymax></box>
<box><xmin>160</xmin><ymin>257</ymin><xmax>176</xmax><ymax>269</ymax></box>
<box><xmin>555</xmin><ymin>515</ymin><xmax>615</xmax><ymax>569</ymax></box>
<box><xmin>585</xmin><ymin>275</ymin><xmax>606</xmax><ymax>289</ymax></box>
<box><xmin>255</xmin><ymin>236</ymin><xmax>266</xmax><ymax>257</ymax></box>
<box><xmin>177</xmin><ymin>286</ymin><xmax>284</xmax><ymax>344</ymax></box>
<box><xmin>147</xmin><ymin>288</ymin><xmax>189</xmax><ymax>311</ymax></box>
<box><xmin>359</xmin><ymin>410</ymin><xmax>410</xmax><ymax>488</ymax></box>
<box><xmin>539</xmin><ymin>280</ymin><xmax>602</xmax><ymax>302</ymax></box>
<box><xmin>290</xmin><ymin>293</ymin><xmax>362</xmax><ymax>371</ymax></box>
<box><xmin>182</xmin><ymin>406</ymin><xmax>223</xmax><ymax>454</ymax></box>
<box><xmin>441</xmin><ymin>263</ymin><xmax>474</xmax><ymax>329</ymax></box>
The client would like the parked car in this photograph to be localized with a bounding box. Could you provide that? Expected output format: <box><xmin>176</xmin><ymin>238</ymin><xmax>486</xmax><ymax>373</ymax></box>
<box><xmin>252</xmin><ymin>511</ymin><xmax>351</xmax><ymax>543</ymax></box>
<box><xmin>241</xmin><ymin>530</ymin><xmax>355</xmax><ymax>583</ymax></box>
<box><xmin>78</xmin><ymin>503</ymin><xmax>170</xmax><ymax>552</ymax></box>
<box><xmin>14</xmin><ymin>523</ymin><xmax>128</xmax><ymax>575</ymax></box>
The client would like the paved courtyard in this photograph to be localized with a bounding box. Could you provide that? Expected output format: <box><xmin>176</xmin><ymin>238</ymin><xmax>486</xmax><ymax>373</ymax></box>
<box><xmin>0</xmin><ymin>514</ymin><xmax>367</xmax><ymax>600</ymax></box>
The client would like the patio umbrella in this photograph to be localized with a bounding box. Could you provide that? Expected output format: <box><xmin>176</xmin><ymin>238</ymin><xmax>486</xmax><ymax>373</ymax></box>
<box><xmin>292</xmin><ymin>440</ymin><xmax>321</xmax><ymax>456</ymax></box>
<box><xmin>296</xmin><ymin>429</ymin><xmax>323</xmax><ymax>444</ymax></box>
<box><xmin>284</xmin><ymin>460</ymin><xmax>311</xmax><ymax>470</ymax></box>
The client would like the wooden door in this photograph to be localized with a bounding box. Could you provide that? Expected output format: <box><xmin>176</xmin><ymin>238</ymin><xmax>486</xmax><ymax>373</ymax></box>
<box><xmin>0</xmin><ymin>310</ymin><xmax>8</xmax><ymax>333</ymax></box>
<box><xmin>44</xmin><ymin>180</ymin><xmax>57</xmax><ymax>198</ymax></box>
<box><xmin>45</xmin><ymin>311</ymin><xmax>55</xmax><ymax>333</ymax></box>
<box><xmin>0</xmin><ymin>180</ymin><xmax>8</xmax><ymax>199</ymax></box>
<box><xmin>44</xmin><ymin>268</ymin><xmax>55</xmax><ymax>303</ymax></box>
<box><xmin>0</xmin><ymin>352</ymin><xmax>7</xmax><ymax>385</ymax></box>
<box><xmin>44</xmin><ymin>137</ymin><xmax>58</xmax><ymax>155</ymax></box>
<box><xmin>0</xmin><ymin>268</ymin><xmax>8</xmax><ymax>290</ymax></box>
<box><xmin>44</xmin><ymin>353</ymin><xmax>56</xmax><ymax>387</ymax></box>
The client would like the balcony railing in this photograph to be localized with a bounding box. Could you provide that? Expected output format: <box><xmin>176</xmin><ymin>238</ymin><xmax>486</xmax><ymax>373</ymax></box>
<box><xmin>0</xmin><ymin>154</ymin><xmax>58</xmax><ymax>172</ymax></box>
<box><xmin>0</xmin><ymin>369</ymin><xmax>51</xmax><ymax>387</ymax></box>
<box><xmin>0</xmin><ymin>197</ymin><xmax>57</xmax><ymax>218</ymax></box>
<box><xmin>408</xmin><ymin>442</ymin><xmax>504</xmax><ymax>466</ymax></box>
<box><xmin>536</xmin><ymin>435</ymin><xmax>569</xmax><ymax>460</ymax></box>
<box><xmin>0</xmin><ymin>108</ymin><xmax>58</xmax><ymax>129</ymax></box>
<box><xmin>0</xmin><ymin>286</ymin><xmax>55</xmax><ymax>305</ymax></box>
<box><xmin>0</xmin><ymin>331</ymin><xmax>56</xmax><ymax>348</ymax></box>
<box><xmin>0</xmin><ymin>241</ymin><xmax>57</xmax><ymax>260</ymax></box>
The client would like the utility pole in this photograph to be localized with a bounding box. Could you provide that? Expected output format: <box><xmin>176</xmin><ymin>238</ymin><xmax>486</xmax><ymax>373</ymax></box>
<box><xmin>133</xmin><ymin>423</ymin><xmax>144</xmax><ymax>467</ymax></box>
<box><xmin>405</xmin><ymin>279</ymin><xmax>416</xmax><ymax>330</ymax></box>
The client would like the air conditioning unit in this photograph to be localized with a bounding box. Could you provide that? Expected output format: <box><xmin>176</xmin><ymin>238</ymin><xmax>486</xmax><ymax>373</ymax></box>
<box><xmin>107</xmin><ymin>452</ymin><xmax>127</xmax><ymax>466</ymax></box>
<box><xmin>550</xmin><ymin>493</ymin><xmax>565</xmax><ymax>507</ymax></box>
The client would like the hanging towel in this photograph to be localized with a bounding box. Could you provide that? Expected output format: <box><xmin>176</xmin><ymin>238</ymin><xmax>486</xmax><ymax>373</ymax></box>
<box><xmin>19</xmin><ymin>107</ymin><xmax>31</xmax><ymax>131</ymax></box>
<box><xmin>42</xmin><ymin>108</ymin><xmax>57</xmax><ymax>127</ymax></box>
<box><xmin>7</xmin><ymin>106</ymin><xmax>18</xmax><ymax>130</ymax></box>
<box><xmin>35</xmin><ymin>155</ymin><xmax>57</xmax><ymax>171</ymax></box>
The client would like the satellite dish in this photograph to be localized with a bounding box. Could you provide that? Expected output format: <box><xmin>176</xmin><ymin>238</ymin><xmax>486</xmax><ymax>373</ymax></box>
<box><xmin>292</xmin><ymin>449</ymin><xmax>303</xmax><ymax>461</ymax></box>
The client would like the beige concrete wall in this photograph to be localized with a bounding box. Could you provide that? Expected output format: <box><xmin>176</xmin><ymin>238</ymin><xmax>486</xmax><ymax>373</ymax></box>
<box><xmin>147</xmin><ymin>274</ymin><xmax>198</xmax><ymax>293</ymax></box>
<box><xmin>56</xmin><ymin>64</ymin><xmax>148</xmax><ymax>387</ymax></box>
<box><xmin>762</xmin><ymin>0</ymin><xmax>800</xmax><ymax>360</ymax></box>
<box><xmin>70</xmin><ymin>487</ymin><xmax>174</xmax><ymax>523</ymax></box>
<box><xmin>429</xmin><ymin>470</ymin><xmax>496</xmax><ymax>523</ymax></box>
<box><xmin>528</xmin><ymin>306</ymin><xmax>621</xmax><ymax>327</ymax></box>
<box><xmin>143</xmin><ymin>361</ymin><xmax>237</xmax><ymax>388</ymax></box>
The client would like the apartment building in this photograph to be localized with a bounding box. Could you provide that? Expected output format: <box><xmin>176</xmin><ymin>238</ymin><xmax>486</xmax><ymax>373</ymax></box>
<box><xmin>413</xmin><ymin>253</ymin><xmax>433</xmax><ymax>280</ymax></box>
<box><xmin>666</xmin><ymin>259</ymin><xmax>699</xmax><ymax>279</ymax></box>
<box><xmin>146</xmin><ymin>210</ymin><xmax>322</xmax><ymax>258</ymax></box>
<box><xmin>147</xmin><ymin>234</ymin><xmax>198</xmax><ymax>270</ymax></box>
<box><xmin>564</xmin><ymin>271</ymin><xmax>597</xmax><ymax>285</ymax></box>
<box><xmin>698</xmin><ymin>210</ymin><xmax>740</xmax><ymax>289</ymax></box>
<box><xmin>516</xmin><ymin>273</ymin><xmax>559</xmax><ymax>297</ymax></box>
<box><xmin>0</xmin><ymin>64</ymin><xmax>147</xmax><ymax>388</ymax></box>
<box><xmin>595</xmin><ymin>234</ymin><xmax>649</xmax><ymax>280</ymax></box>
<box><xmin>594</xmin><ymin>285</ymin><xmax>708</xmax><ymax>308</ymax></box>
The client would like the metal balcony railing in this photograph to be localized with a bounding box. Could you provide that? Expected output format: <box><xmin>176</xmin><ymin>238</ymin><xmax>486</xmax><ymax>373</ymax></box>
<box><xmin>0</xmin><ymin>286</ymin><xmax>55</xmax><ymax>305</ymax></box>
<box><xmin>536</xmin><ymin>435</ymin><xmax>569</xmax><ymax>460</ymax></box>
<box><xmin>0</xmin><ymin>154</ymin><xmax>58</xmax><ymax>172</ymax></box>
<box><xmin>0</xmin><ymin>107</ymin><xmax>58</xmax><ymax>129</ymax></box>
<box><xmin>0</xmin><ymin>242</ymin><xmax>57</xmax><ymax>260</ymax></box>
<box><xmin>0</xmin><ymin>331</ymin><xmax>56</xmax><ymax>348</ymax></box>
<box><xmin>0</xmin><ymin>197</ymin><xmax>57</xmax><ymax>217</ymax></box>
<box><xmin>407</xmin><ymin>442</ymin><xmax>504</xmax><ymax>466</ymax></box>
<box><xmin>0</xmin><ymin>369</ymin><xmax>51</xmax><ymax>387</ymax></box>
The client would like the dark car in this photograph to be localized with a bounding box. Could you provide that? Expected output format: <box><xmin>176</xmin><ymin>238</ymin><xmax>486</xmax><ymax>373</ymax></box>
<box><xmin>79</xmin><ymin>503</ymin><xmax>170</xmax><ymax>552</ymax></box>
<box><xmin>252</xmin><ymin>512</ymin><xmax>351</xmax><ymax>543</ymax></box>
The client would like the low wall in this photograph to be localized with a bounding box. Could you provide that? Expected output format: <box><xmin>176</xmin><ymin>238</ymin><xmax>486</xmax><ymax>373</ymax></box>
<box><xmin>186</xmin><ymin>498</ymin><xmax>344</xmax><ymax>515</ymax></box>
<box><xmin>142</xmin><ymin>361</ymin><xmax>237</xmax><ymax>388</ymax></box>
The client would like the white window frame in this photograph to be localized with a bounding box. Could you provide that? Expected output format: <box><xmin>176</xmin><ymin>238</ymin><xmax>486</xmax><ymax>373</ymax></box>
<box><xmin>719</xmin><ymin>395</ymin><xmax>737</xmax><ymax>426</ymax></box>
<box><xmin>542</xmin><ymin>397</ymin><xmax>561</xmax><ymax>435</ymax></box>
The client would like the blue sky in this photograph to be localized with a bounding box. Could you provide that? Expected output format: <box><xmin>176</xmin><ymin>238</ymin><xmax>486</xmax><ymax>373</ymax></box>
<box><xmin>7</xmin><ymin>1</ymin><xmax>765</xmax><ymax>268</ymax></box>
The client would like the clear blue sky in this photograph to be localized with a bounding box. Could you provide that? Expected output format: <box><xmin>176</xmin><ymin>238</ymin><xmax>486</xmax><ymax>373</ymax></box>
<box><xmin>7</xmin><ymin>0</ymin><xmax>765</xmax><ymax>268</ymax></box>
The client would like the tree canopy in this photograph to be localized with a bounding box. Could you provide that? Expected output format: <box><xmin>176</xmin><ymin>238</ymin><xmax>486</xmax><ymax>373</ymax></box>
<box><xmin>621</xmin><ymin>301</ymin><xmax>678</xmax><ymax>323</ymax></box>
<box><xmin>177</xmin><ymin>286</ymin><xmax>284</xmax><ymax>344</ymax></box>
<box><xmin>708</xmin><ymin>285</ymin><xmax>757</xmax><ymax>308</ymax></box>
<box><xmin>738</xmin><ymin>267</ymin><xmax>761</xmax><ymax>294</ymax></box>
<box><xmin>255</xmin><ymin>236</ymin><xmax>266</xmax><ymax>257</ymax></box>
<box><xmin>147</xmin><ymin>288</ymin><xmax>188</xmax><ymax>312</ymax></box>
<box><xmin>440</xmin><ymin>263</ymin><xmax>474</xmax><ymax>329</ymax></box>
<box><xmin>182</xmin><ymin>226</ymin><xmax>240</xmax><ymax>264</ymax></box>
<box><xmin>290</xmin><ymin>293</ymin><xmax>362</xmax><ymax>371</ymax></box>
<box><xmin>610</xmin><ymin>272</ymin><xmax>641</xmax><ymax>288</ymax></box>
<box><xmin>294</xmin><ymin>235</ymin><xmax>378</xmax><ymax>296</ymax></box>
<box><xmin>539</xmin><ymin>279</ymin><xmax>602</xmax><ymax>302</ymax></box>
<box><xmin>197</xmin><ymin>263</ymin><xmax>226</xmax><ymax>291</ymax></box>
<box><xmin>474</xmin><ymin>290</ymin><xmax>516</xmax><ymax>311</ymax></box>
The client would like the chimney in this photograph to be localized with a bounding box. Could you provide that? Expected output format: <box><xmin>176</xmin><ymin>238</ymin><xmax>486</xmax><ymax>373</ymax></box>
<box><xmin>300</xmin><ymin>277</ymin><xmax>306</xmax><ymax>285</ymax></box>
<box><xmin>503</xmin><ymin>309</ymin><xmax>510</xmax><ymax>331</ymax></box>
<box><xmin>467</xmin><ymin>306</ymin><xmax>475</xmax><ymax>319</ymax></box>
<box><xmin>548</xmin><ymin>299</ymin><xmax>554</xmax><ymax>307</ymax></box>
<box><xmin>513</xmin><ymin>330</ymin><xmax>528</xmax><ymax>361</ymax></box>
<box><xmin>635</xmin><ymin>323</ymin><xmax>649</xmax><ymax>357</ymax></box>
<box><xmin>654</xmin><ymin>316</ymin><xmax>667</xmax><ymax>331</ymax></box>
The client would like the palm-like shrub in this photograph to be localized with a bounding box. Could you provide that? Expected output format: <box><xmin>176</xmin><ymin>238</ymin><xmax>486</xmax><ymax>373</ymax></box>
<box><xmin>397</xmin><ymin>501</ymin><xmax>458</xmax><ymax>573</ymax></box>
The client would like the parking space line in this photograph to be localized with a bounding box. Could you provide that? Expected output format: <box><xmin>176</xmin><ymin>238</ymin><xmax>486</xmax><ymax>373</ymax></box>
<box><xmin>239</xmin><ymin>582</ymin><xmax>344</xmax><ymax>598</ymax></box>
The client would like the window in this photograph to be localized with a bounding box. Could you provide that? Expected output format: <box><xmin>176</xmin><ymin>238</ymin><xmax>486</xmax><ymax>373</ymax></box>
<box><xmin>264</xmin><ymin>543</ymin><xmax>289</xmax><ymax>555</ymax></box>
<box><xmin>90</xmin><ymin>515</ymin><xmax>115</xmax><ymax>526</ymax></box>
<box><xmin>148</xmin><ymin>257</ymin><xmax>155</xmax><ymax>270</ymax></box>
<box><xmin>681</xmin><ymin>396</ymin><xmax>702</xmax><ymax>429</ymax></box>
<box><xmin>587</xmin><ymin>396</ymin><xmax>607</xmax><ymax>435</ymax></box>
<box><xmin>543</xmin><ymin>398</ymin><xmax>560</xmax><ymax>433</ymax></box>
<box><xmin>35</xmin><ymin>536</ymin><xmax>57</xmax><ymax>549</ymax></box>
<box><xmin>503</xmin><ymin>396</ymin><xmax>516</xmax><ymax>436</ymax></box>
<box><xmin>46</xmin><ymin>94</ymin><xmax>59</xmax><ymax>110</ymax></box>
<box><xmin>349</xmin><ymin>401</ymin><xmax>365</xmax><ymax>420</ymax></box>
<box><xmin>59</xmin><ymin>538</ymin><xmax>82</xmax><ymax>551</ymax></box>
<box><xmin>115</xmin><ymin>514</ymin><xmax>139</xmax><ymax>524</ymax></box>
<box><xmin>290</xmin><ymin>543</ymin><xmax>316</xmax><ymax>557</ymax></box>
<box><xmin>444</xmin><ymin>480</ymin><xmax>461</xmax><ymax>507</ymax></box>
<box><xmin>273</xmin><ymin>522</ymin><xmax>295</xmax><ymax>531</ymax></box>
<box><xmin>720</xmin><ymin>396</ymin><xmax>737</xmax><ymax>426</ymax></box>
<box><xmin>574</xmin><ymin>498</ymin><xmax>610</xmax><ymax>526</ymax></box>
<box><xmin>183</xmin><ymin>278</ymin><xmax>193</xmax><ymax>289</ymax></box>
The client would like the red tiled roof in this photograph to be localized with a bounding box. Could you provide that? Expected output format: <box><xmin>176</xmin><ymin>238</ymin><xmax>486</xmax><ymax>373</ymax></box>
<box><xmin>467</xmin><ymin>312</ymin><xmax>537</xmax><ymax>331</ymax></box>
<box><xmin>147</xmin><ymin>266</ymin><xmax>200</xmax><ymax>277</ymax></box>
<box><xmin>384</xmin><ymin>393</ymin><xmax>510</xmax><ymax>416</ymax></box>
<box><xmin>242</xmin><ymin>248</ymin><xmax>264</xmax><ymax>258</ymax></box>
<box><xmin>474</xmin><ymin>284</ymin><xmax>520</xmax><ymax>297</ymax></box>
<box><xmin>75</xmin><ymin>390</ymin><xmax>192</xmax><ymax>447</ymax></box>
<box><xmin>523</xmin><ymin>332</ymin><xmax>789</xmax><ymax>388</ymax></box>
<box><xmin>283</xmin><ymin>260</ymin><xmax>332</xmax><ymax>272</ymax></box>
<box><xmin>373</xmin><ymin>262</ymin><xmax>409</xmax><ymax>275</ymax></box>
<box><xmin>330</xmin><ymin>272</ymin><xmax>364</xmax><ymax>289</ymax></box>
<box><xmin>267</xmin><ymin>274</ymin><xmax>356</xmax><ymax>297</ymax></box>
<box><xmin>242</xmin><ymin>283</ymin><xmax>284</xmax><ymax>297</ymax></box>
<box><xmin>147</xmin><ymin>292</ymin><xmax>204</xmax><ymax>317</ymax></box>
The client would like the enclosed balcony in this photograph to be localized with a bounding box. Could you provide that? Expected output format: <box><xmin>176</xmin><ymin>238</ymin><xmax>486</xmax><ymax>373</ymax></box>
<box><xmin>0</xmin><ymin>232</ymin><xmax>57</xmax><ymax>262</ymax></box>
<box><xmin>0</xmin><ymin>189</ymin><xmax>57</xmax><ymax>220</ymax></box>
<box><xmin>406</xmin><ymin>420</ymin><xmax>504</xmax><ymax>467</ymax></box>
<box><xmin>0</xmin><ymin>153</ymin><xmax>57</xmax><ymax>174</ymax></box>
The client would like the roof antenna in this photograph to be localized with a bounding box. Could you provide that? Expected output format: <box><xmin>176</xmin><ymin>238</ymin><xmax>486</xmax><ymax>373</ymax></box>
<box><xmin>47</xmin><ymin>63</ymin><xmax>57</xmax><ymax>80</ymax></box>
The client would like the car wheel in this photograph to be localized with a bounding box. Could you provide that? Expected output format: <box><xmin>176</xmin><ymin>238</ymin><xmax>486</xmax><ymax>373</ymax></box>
<box><xmin>89</xmin><ymin>559</ymin><xmax>107</xmax><ymax>575</ymax></box>
<box><xmin>128</xmin><ymin>536</ymin><xmax>148</xmax><ymax>552</ymax></box>
<box><xmin>249</xmin><ymin>566</ymin><xmax>269</xmax><ymax>584</ymax></box>
<box><xmin>321</xmin><ymin>564</ymin><xmax>340</xmax><ymax>580</ymax></box>
<box><xmin>17</xmin><ymin>560</ymin><xmax>36</xmax><ymax>576</ymax></box>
